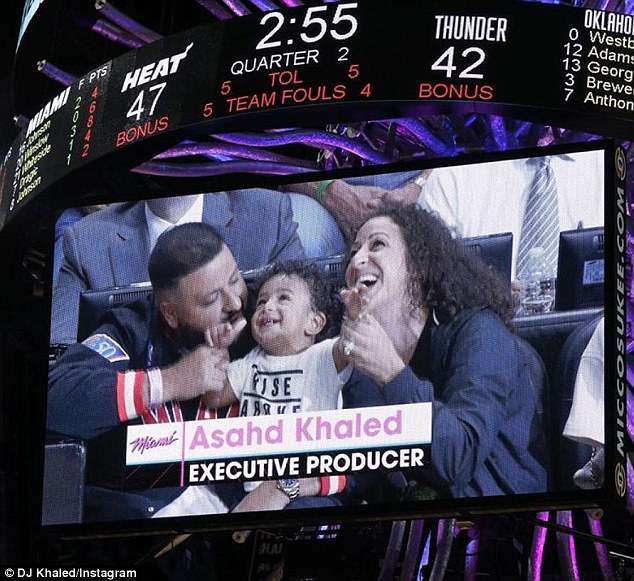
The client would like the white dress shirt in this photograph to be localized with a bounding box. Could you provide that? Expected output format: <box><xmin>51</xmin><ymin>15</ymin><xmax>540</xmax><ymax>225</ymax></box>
<box><xmin>144</xmin><ymin>194</ymin><xmax>205</xmax><ymax>250</ymax></box>
<box><xmin>417</xmin><ymin>150</ymin><xmax>604</xmax><ymax>278</ymax></box>
<box><xmin>563</xmin><ymin>317</ymin><xmax>604</xmax><ymax>447</ymax></box>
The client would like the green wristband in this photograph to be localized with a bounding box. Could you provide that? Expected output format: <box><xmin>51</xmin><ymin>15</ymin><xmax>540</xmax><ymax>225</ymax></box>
<box><xmin>314</xmin><ymin>179</ymin><xmax>335</xmax><ymax>204</ymax></box>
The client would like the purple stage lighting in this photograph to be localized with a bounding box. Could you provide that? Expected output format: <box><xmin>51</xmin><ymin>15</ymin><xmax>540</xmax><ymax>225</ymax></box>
<box><xmin>537</xmin><ymin>127</ymin><xmax>556</xmax><ymax>147</ymax></box>
<box><xmin>95</xmin><ymin>0</ymin><xmax>161</xmax><ymax>44</ymax></box>
<box><xmin>586</xmin><ymin>515</ymin><xmax>615</xmax><ymax>581</ymax></box>
<box><xmin>429</xmin><ymin>519</ymin><xmax>456</xmax><ymax>580</ymax></box>
<box><xmin>490</xmin><ymin>116</ymin><xmax>508</xmax><ymax>150</ymax></box>
<box><xmin>464</xmin><ymin>524</ymin><xmax>481</xmax><ymax>581</ymax></box>
<box><xmin>399</xmin><ymin>520</ymin><xmax>424</xmax><ymax>581</ymax></box>
<box><xmin>394</xmin><ymin>118</ymin><xmax>457</xmax><ymax>156</ymax></box>
<box><xmin>221</xmin><ymin>0</ymin><xmax>251</xmax><ymax>16</ymax></box>
<box><xmin>528</xmin><ymin>511</ymin><xmax>550</xmax><ymax>581</ymax></box>
<box><xmin>212</xmin><ymin>130</ymin><xmax>390</xmax><ymax>164</ymax></box>
<box><xmin>555</xmin><ymin>511</ymin><xmax>580</xmax><ymax>581</ymax></box>
<box><xmin>195</xmin><ymin>0</ymin><xmax>233</xmax><ymax>19</ymax></box>
<box><xmin>154</xmin><ymin>141</ymin><xmax>317</xmax><ymax>169</ymax></box>
<box><xmin>36</xmin><ymin>61</ymin><xmax>77</xmax><ymax>87</ymax></box>
<box><xmin>132</xmin><ymin>159</ymin><xmax>315</xmax><ymax>177</ymax></box>
<box><xmin>92</xmin><ymin>18</ymin><xmax>144</xmax><ymax>48</ymax></box>
<box><xmin>250</xmin><ymin>0</ymin><xmax>279</xmax><ymax>10</ymax></box>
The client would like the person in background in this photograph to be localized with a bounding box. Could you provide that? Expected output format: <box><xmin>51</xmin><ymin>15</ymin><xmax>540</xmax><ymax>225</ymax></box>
<box><xmin>284</xmin><ymin>171</ymin><xmax>425</xmax><ymax>241</ymax></box>
<box><xmin>53</xmin><ymin>205</ymin><xmax>107</xmax><ymax>287</ymax></box>
<box><xmin>287</xmin><ymin>150</ymin><xmax>603</xmax><ymax>286</ymax></box>
<box><xmin>51</xmin><ymin>189</ymin><xmax>305</xmax><ymax>345</ymax></box>
<box><xmin>562</xmin><ymin>316</ymin><xmax>605</xmax><ymax>489</ymax></box>
<box><xmin>416</xmin><ymin>150</ymin><xmax>604</xmax><ymax>281</ymax></box>
<box><xmin>286</xmin><ymin>193</ymin><xmax>347</xmax><ymax>258</ymax></box>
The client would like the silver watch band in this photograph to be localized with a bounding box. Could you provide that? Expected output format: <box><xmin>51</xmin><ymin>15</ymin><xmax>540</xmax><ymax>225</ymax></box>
<box><xmin>276</xmin><ymin>479</ymin><xmax>300</xmax><ymax>501</ymax></box>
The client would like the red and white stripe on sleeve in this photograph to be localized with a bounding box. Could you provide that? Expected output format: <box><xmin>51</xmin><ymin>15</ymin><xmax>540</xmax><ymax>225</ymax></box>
<box><xmin>116</xmin><ymin>371</ymin><xmax>147</xmax><ymax>422</ymax></box>
<box><xmin>319</xmin><ymin>475</ymin><xmax>347</xmax><ymax>496</ymax></box>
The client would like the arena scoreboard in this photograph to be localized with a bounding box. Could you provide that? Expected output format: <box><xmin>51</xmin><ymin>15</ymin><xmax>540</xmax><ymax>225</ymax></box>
<box><xmin>0</xmin><ymin>0</ymin><xmax>632</xmax><ymax>229</ymax></box>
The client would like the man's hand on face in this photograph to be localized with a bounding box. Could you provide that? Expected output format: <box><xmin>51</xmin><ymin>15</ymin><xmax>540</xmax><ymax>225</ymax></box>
<box><xmin>160</xmin><ymin>318</ymin><xmax>246</xmax><ymax>403</ymax></box>
<box><xmin>378</xmin><ymin>182</ymin><xmax>422</xmax><ymax>208</ymax></box>
<box><xmin>323</xmin><ymin>180</ymin><xmax>423</xmax><ymax>240</ymax></box>
<box><xmin>323</xmin><ymin>180</ymin><xmax>388</xmax><ymax>240</ymax></box>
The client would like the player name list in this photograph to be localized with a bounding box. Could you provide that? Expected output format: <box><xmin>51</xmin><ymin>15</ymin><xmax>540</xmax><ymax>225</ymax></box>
<box><xmin>1</xmin><ymin>2</ymin><xmax>633</xmax><ymax>229</ymax></box>
<box><xmin>563</xmin><ymin>9</ymin><xmax>634</xmax><ymax>115</ymax></box>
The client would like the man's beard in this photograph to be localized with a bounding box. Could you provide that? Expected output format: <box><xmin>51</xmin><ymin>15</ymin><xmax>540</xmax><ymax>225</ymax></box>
<box><xmin>174</xmin><ymin>324</ymin><xmax>206</xmax><ymax>352</ymax></box>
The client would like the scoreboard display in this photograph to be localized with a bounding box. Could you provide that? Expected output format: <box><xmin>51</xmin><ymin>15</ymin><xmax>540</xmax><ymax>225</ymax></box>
<box><xmin>0</xmin><ymin>0</ymin><xmax>633</xmax><ymax>228</ymax></box>
<box><xmin>0</xmin><ymin>0</ymin><xmax>630</xmax><ymax>541</ymax></box>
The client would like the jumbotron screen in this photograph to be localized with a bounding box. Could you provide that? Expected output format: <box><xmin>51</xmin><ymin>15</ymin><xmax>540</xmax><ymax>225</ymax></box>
<box><xmin>42</xmin><ymin>143</ymin><xmax>622</xmax><ymax>530</ymax></box>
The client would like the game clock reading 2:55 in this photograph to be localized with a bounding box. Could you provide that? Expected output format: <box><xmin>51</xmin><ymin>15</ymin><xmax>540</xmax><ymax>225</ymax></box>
<box><xmin>210</xmin><ymin>2</ymin><xmax>366</xmax><ymax>118</ymax></box>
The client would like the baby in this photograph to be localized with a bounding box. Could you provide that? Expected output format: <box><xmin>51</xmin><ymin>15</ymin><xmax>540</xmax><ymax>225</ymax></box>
<box><xmin>205</xmin><ymin>260</ymin><xmax>349</xmax><ymax>417</ymax></box>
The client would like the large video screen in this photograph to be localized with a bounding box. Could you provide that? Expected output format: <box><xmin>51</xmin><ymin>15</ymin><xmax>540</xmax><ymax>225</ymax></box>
<box><xmin>44</xmin><ymin>145</ymin><xmax>611</xmax><ymax>528</ymax></box>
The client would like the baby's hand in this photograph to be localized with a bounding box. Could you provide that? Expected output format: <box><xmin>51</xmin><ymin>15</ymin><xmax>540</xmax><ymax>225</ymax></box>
<box><xmin>207</xmin><ymin>317</ymin><xmax>247</xmax><ymax>349</ymax></box>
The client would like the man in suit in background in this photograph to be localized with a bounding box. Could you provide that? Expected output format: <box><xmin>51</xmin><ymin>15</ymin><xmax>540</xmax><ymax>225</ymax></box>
<box><xmin>51</xmin><ymin>189</ymin><xmax>304</xmax><ymax>345</ymax></box>
<box><xmin>283</xmin><ymin>170</ymin><xmax>424</xmax><ymax>241</ymax></box>
<box><xmin>416</xmin><ymin>150</ymin><xmax>604</xmax><ymax>280</ymax></box>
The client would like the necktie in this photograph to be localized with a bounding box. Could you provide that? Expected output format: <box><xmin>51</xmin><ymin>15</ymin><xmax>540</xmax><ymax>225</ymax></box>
<box><xmin>516</xmin><ymin>157</ymin><xmax>560</xmax><ymax>281</ymax></box>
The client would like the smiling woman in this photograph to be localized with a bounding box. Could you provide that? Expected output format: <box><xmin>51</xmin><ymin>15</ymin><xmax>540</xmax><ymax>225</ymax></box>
<box><xmin>340</xmin><ymin>204</ymin><xmax>548</xmax><ymax>498</ymax></box>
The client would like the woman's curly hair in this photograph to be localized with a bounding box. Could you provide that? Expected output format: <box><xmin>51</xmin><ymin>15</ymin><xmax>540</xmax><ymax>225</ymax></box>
<box><xmin>365</xmin><ymin>204</ymin><xmax>515</xmax><ymax>324</ymax></box>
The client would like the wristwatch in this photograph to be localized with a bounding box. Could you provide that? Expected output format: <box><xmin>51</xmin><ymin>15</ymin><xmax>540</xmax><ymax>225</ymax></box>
<box><xmin>276</xmin><ymin>478</ymin><xmax>300</xmax><ymax>501</ymax></box>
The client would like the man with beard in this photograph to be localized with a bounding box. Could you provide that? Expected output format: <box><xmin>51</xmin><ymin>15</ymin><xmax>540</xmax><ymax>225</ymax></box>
<box><xmin>51</xmin><ymin>190</ymin><xmax>305</xmax><ymax>345</ymax></box>
<box><xmin>48</xmin><ymin>222</ymin><xmax>251</xmax><ymax>522</ymax></box>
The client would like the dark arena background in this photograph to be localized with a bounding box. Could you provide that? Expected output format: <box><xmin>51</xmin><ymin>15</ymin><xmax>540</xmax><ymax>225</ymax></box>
<box><xmin>0</xmin><ymin>0</ymin><xmax>633</xmax><ymax>579</ymax></box>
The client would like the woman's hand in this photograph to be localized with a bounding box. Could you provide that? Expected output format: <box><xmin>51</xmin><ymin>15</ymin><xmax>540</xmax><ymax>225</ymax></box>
<box><xmin>340</xmin><ymin>311</ymin><xmax>405</xmax><ymax>386</ymax></box>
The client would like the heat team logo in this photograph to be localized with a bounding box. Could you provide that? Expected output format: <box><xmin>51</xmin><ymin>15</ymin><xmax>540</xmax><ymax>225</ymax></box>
<box><xmin>120</xmin><ymin>42</ymin><xmax>194</xmax><ymax>93</ymax></box>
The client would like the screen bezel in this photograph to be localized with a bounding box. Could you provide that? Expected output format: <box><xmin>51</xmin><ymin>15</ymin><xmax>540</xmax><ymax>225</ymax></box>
<box><xmin>29</xmin><ymin>139</ymin><xmax>620</xmax><ymax>539</ymax></box>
